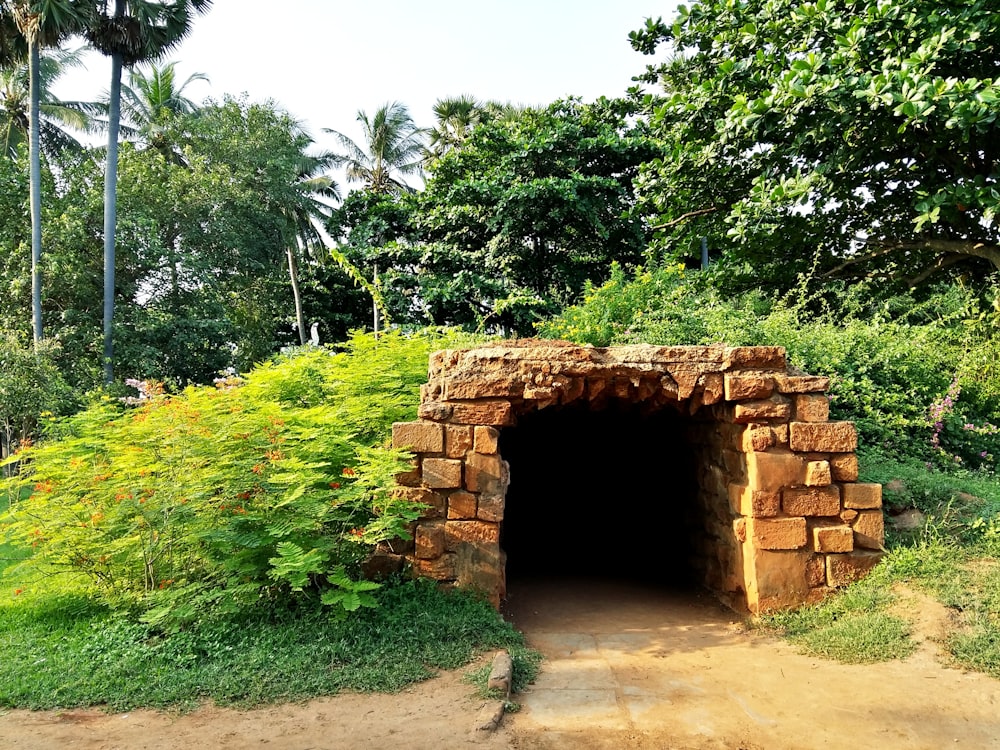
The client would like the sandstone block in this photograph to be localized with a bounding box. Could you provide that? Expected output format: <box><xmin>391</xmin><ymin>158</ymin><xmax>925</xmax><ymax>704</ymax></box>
<box><xmin>699</xmin><ymin>373</ymin><xmax>725</xmax><ymax>405</ymax></box>
<box><xmin>669</xmin><ymin>367</ymin><xmax>700</xmax><ymax>399</ymax></box>
<box><xmin>746</xmin><ymin>451</ymin><xmax>808</xmax><ymax>492</ymax></box>
<box><xmin>723</xmin><ymin>346</ymin><xmax>787</xmax><ymax>371</ymax></box>
<box><xmin>842</xmin><ymin>482</ymin><xmax>882</xmax><ymax>509</ymax></box>
<box><xmin>473</xmin><ymin>426</ymin><xmax>500</xmax><ymax>454</ymax></box>
<box><xmin>447</xmin><ymin>491</ymin><xmax>477</xmax><ymax>520</ymax></box>
<box><xmin>805</xmin><ymin>460</ymin><xmax>832</xmax><ymax>487</ymax></box>
<box><xmin>444</xmin><ymin>376</ymin><xmax>523</xmax><ymax>400</ymax></box>
<box><xmin>795</xmin><ymin>394</ymin><xmax>830</xmax><ymax>423</ymax></box>
<box><xmin>466</xmin><ymin>452</ymin><xmax>507</xmax><ymax>494</ymax></box>
<box><xmin>447</xmin><ymin>400</ymin><xmax>513</xmax><ymax>426</ymax></box>
<box><xmin>774</xmin><ymin>373</ymin><xmax>831</xmax><ymax>393</ymax></box>
<box><xmin>394</xmin><ymin>462</ymin><xmax>422</xmax><ymax>487</ymax></box>
<box><xmin>812</xmin><ymin>524</ymin><xmax>854</xmax><ymax>553</ymax></box>
<box><xmin>560</xmin><ymin>377</ymin><xmax>586</xmax><ymax>404</ymax></box>
<box><xmin>750</xmin><ymin>517</ymin><xmax>807</xmax><ymax>550</ymax></box>
<box><xmin>456</xmin><ymin>542</ymin><xmax>506</xmax><ymax>607</ymax></box>
<box><xmin>783</xmin><ymin>486</ymin><xmax>841</xmax><ymax>516</ymax></box>
<box><xmin>422</xmin><ymin>458</ymin><xmax>463</xmax><ymax>489</ymax></box>
<box><xmin>418</xmin><ymin>401</ymin><xmax>454</xmax><ymax>422</ymax></box>
<box><xmin>393</xmin><ymin>486</ymin><xmax>446</xmax><ymax>519</ymax></box>
<box><xmin>392</xmin><ymin>421</ymin><xmax>444</xmax><ymax>453</ymax></box>
<box><xmin>826</xmin><ymin>551</ymin><xmax>882</xmax><ymax>587</ymax></box>
<box><xmin>830</xmin><ymin>453</ymin><xmax>859</xmax><ymax>482</ymax></box>
<box><xmin>840</xmin><ymin>509</ymin><xmax>859</xmax><ymax>523</ymax></box>
<box><xmin>742</xmin><ymin>425</ymin><xmax>777</xmax><ymax>452</ymax></box>
<box><xmin>477</xmin><ymin>490</ymin><xmax>505</xmax><ymax>522</ymax></box>
<box><xmin>445</xmin><ymin>520</ymin><xmax>500</xmax><ymax>550</ymax></box>
<box><xmin>445</xmin><ymin>425</ymin><xmax>473</xmax><ymax>458</ymax></box>
<box><xmin>362</xmin><ymin>551</ymin><xmax>404</xmax><ymax>579</ymax></box>
<box><xmin>730</xmin><ymin>484</ymin><xmax>782</xmax><ymax>517</ymax></box>
<box><xmin>743</xmin><ymin>548</ymin><xmax>812</xmax><ymax>612</ymax></box>
<box><xmin>773</xmin><ymin>423</ymin><xmax>789</xmax><ymax>446</ymax></box>
<box><xmin>415</xmin><ymin>523</ymin><xmax>445</xmax><ymax>559</ymax></box>
<box><xmin>725</xmin><ymin>373</ymin><xmax>775</xmax><ymax>401</ymax></box>
<box><xmin>412</xmin><ymin>553</ymin><xmax>456</xmax><ymax>580</ymax></box>
<box><xmin>734</xmin><ymin>396</ymin><xmax>791</xmax><ymax>423</ymax></box>
<box><xmin>789</xmin><ymin>421</ymin><xmax>858</xmax><ymax>452</ymax></box>
<box><xmin>852</xmin><ymin>510</ymin><xmax>885</xmax><ymax>549</ymax></box>
<box><xmin>805</xmin><ymin>555</ymin><xmax>826</xmax><ymax>587</ymax></box>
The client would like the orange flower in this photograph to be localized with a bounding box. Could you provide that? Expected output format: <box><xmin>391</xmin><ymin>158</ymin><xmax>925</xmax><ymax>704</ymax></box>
<box><xmin>341</xmin><ymin>467</ymin><xmax>356</xmax><ymax>477</ymax></box>
<box><xmin>251</xmin><ymin>464</ymin><xmax>265</xmax><ymax>474</ymax></box>
<box><xmin>329</xmin><ymin>482</ymin><xmax>341</xmax><ymax>489</ymax></box>
<box><xmin>14</xmin><ymin>588</ymin><xmax>22</xmax><ymax>596</ymax></box>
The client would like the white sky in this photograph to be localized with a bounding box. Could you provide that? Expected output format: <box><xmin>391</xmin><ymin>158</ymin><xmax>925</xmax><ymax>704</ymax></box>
<box><xmin>53</xmin><ymin>0</ymin><xmax>674</xmax><ymax>155</ymax></box>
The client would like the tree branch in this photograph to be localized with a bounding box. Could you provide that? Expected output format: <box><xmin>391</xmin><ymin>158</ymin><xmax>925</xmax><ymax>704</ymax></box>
<box><xmin>650</xmin><ymin>206</ymin><xmax>718</xmax><ymax>230</ymax></box>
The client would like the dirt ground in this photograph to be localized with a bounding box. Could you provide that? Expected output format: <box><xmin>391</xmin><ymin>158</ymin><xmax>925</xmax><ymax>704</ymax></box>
<box><xmin>2</xmin><ymin>577</ymin><xmax>998</xmax><ymax>750</ymax></box>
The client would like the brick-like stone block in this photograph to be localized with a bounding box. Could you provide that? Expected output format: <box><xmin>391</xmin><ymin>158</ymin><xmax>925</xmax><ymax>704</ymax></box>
<box><xmin>445</xmin><ymin>520</ymin><xmax>500</xmax><ymax>550</ymax></box>
<box><xmin>734</xmin><ymin>397</ymin><xmax>791</xmax><ymax>423</ymax></box>
<box><xmin>730</xmin><ymin>484</ymin><xmax>781</xmax><ymax>517</ymax></box>
<box><xmin>669</xmin><ymin>368</ymin><xmax>700</xmax><ymax>399</ymax></box>
<box><xmin>852</xmin><ymin>510</ymin><xmax>885</xmax><ymax>549</ymax></box>
<box><xmin>840</xmin><ymin>509</ymin><xmax>859</xmax><ymax>523</ymax></box>
<box><xmin>774</xmin><ymin>373</ymin><xmax>831</xmax><ymax>394</ymax></box>
<box><xmin>448</xmin><ymin>400</ymin><xmax>513</xmax><ymax>426</ymax></box>
<box><xmin>805</xmin><ymin>555</ymin><xmax>826</xmax><ymax>587</ymax></box>
<box><xmin>805</xmin><ymin>460</ymin><xmax>832</xmax><ymax>487</ymax></box>
<box><xmin>412</xmin><ymin>553</ymin><xmax>456</xmax><ymax>580</ymax></box>
<box><xmin>415</xmin><ymin>523</ymin><xmax>445</xmax><ymax>559</ymax></box>
<box><xmin>830</xmin><ymin>453</ymin><xmax>859</xmax><ymax>482</ymax></box>
<box><xmin>418</xmin><ymin>401</ymin><xmax>454</xmax><ymax>422</ymax></box>
<box><xmin>699</xmin><ymin>372</ymin><xmax>724</xmax><ymax>405</ymax></box>
<box><xmin>795</xmin><ymin>394</ymin><xmax>830</xmax><ymax>423</ymax></box>
<box><xmin>392</xmin><ymin>421</ymin><xmax>444</xmax><ymax>453</ymax></box>
<box><xmin>812</xmin><ymin>524</ymin><xmax>854</xmax><ymax>553</ymax></box>
<box><xmin>723</xmin><ymin>346</ymin><xmax>787</xmax><ymax>371</ymax></box>
<box><xmin>750</xmin><ymin>517</ymin><xmax>807</xmax><ymax>550</ymax></box>
<box><xmin>422</xmin><ymin>458</ymin><xmax>463</xmax><ymax>489</ymax></box>
<box><xmin>473</xmin><ymin>426</ymin><xmax>500</xmax><ymax>454</ymax></box>
<box><xmin>445</xmin><ymin>425</ymin><xmax>473</xmax><ymax>458</ymax></box>
<box><xmin>783</xmin><ymin>486</ymin><xmax>841</xmax><ymax>516</ymax></box>
<box><xmin>447</xmin><ymin>491</ymin><xmax>477</xmax><ymax>519</ymax></box>
<box><xmin>789</xmin><ymin>421</ymin><xmax>858</xmax><ymax>452</ymax></box>
<box><xmin>725</xmin><ymin>373</ymin><xmax>775</xmax><ymax>401</ymax></box>
<box><xmin>393</xmin><ymin>486</ymin><xmax>446</xmax><ymax>519</ymax></box>
<box><xmin>842</xmin><ymin>482</ymin><xmax>882</xmax><ymax>509</ymax></box>
<box><xmin>444</xmin><ymin>376</ymin><xmax>523</xmax><ymax>401</ymax></box>
<box><xmin>826</xmin><ymin>551</ymin><xmax>882</xmax><ymax>587</ymax></box>
<box><xmin>746</xmin><ymin>451</ymin><xmax>808</xmax><ymax>492</ymax></box>
<box><xmin>477</xmin><ymin>490</ymin><xmax>505</xmax><ymax>522</ymax></box>
<box><xmin>742</xmin><ymin>425</ymin><xmax>776</xmax><ymax>452</ymax></box>
<box><xmin>466</xmin><ymin>452</ymin><xmax>506</xmax><ymax>494</ymax></box>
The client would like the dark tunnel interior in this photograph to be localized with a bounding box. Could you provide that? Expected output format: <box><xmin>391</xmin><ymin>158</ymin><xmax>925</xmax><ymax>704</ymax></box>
<box><xmin>498</xmin><ymin>401</ymin><xmax>702</xmax><ymax>588</ymax></box>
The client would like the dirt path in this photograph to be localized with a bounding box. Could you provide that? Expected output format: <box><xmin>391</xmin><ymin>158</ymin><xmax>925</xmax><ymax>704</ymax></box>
<box><xmin>2</xmin><ymin>577</ymin><xmax>998</xmax><ymax>749</ymax></box>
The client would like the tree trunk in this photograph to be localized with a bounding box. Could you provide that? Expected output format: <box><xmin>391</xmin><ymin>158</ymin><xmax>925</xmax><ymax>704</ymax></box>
<box><xmin>372</xmin><ymin>262</ymin><xmax>380</xmax><ymax>339</ymax></box>
<box><xmin>287</xmin><ymin>243</ymin><xmax>307</xmax><ymax>346</ymax></box>
<box><xmin>103</xmin><ymin>50</ymin><xmax>123</xmax><ymax>385</ymax></box>
<box><xmin>28</xmin><ymin>39</ymin><xmax>42</xmax><ymax>347</ymax></box>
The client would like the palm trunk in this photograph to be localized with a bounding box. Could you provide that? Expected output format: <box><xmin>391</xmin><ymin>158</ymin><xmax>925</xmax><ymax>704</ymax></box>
<box><xmin>102</xmin><ymin>49</ymin><xmax>123</xmax><ymax>384</ymax></box>
<box><xmin>28</xmin><ymin>39</ymin><xmax>42</xmax><ymax>347</ymax></box>
<box><xmin>287</xmin><ymin>243</ymin><xmax>307</xmax><ymax>346</ymax></box>
<box><xmin>372</xmin><ymin>262</ymin><xmax>380</xmax><ymax>339</ymax></box>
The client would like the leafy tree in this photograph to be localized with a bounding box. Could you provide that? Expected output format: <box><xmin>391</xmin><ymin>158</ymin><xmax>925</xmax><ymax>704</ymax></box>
<box><xmin>118</xmin><ymin>59</ymin><xmax>206</xmax><ymax>160</ymax></box>
<box><xmin>404</xmin><ymin>98</ymin><xmax>658</xmax><ymax>333</ymax></box>
<box><xmin>423</xmin><ymin>95</ymin><xmax>519</xmax><ymax>168</ymax></box>
<box><xmin>85</xmin><ymin>0</ymin><xmax>212</xmax><ymax>383</ymax></box>
<box><xmin>630</xmin><ymin>0</ymin><xmax>1000</xmax><ymax>292</ymax></box>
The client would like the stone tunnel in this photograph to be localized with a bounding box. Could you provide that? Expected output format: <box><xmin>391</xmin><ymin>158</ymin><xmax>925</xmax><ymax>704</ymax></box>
<box><xmin>385</xmin><ymin>341</ymin><xmax>884</xmax><ymax>613</ymax></box>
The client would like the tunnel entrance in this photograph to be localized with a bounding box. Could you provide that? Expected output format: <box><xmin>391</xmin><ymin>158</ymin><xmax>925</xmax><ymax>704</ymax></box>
<box><xmin>390</xmin><ymin>341</ymin><xmax>885</xmax><ymax>613</ymax></box>
<box><xmin>499</xmin><ymin>402</ymin><xmax>699</xmax><ymax>586</ymax></box>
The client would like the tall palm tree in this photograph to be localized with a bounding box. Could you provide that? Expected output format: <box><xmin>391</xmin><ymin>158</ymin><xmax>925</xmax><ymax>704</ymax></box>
<box><xmin>4</xmin><ymin>0</ymin><xmax>94</xmax><ymax>347</ymax></box>
<box><xmin>85</xmin><ymin>0</ymin><xmax>212</xmax><ymax>384</ymax></box>
<box><xmin>0</xmin><ymin>46</ymin><xmax>100</xmax><ymax>158</ymax></box>
<box><xmin>424</xmin><ymin>96</ymin><xmax>521</xmax><ymax>168</ymax></box>
<box><xmin>324</xmin><ymin>101</ymin><xmax>425</xmax><ymax>195</ymax></box>
<box><xmin>119</xmin><ymin>59</ymin><xmax>206</xmax><ymax>160</ymax></box>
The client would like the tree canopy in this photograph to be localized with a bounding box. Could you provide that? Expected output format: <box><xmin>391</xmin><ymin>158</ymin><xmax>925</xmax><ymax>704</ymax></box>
<box><xmin>630</xmin><ymin>0</ymin><xmax>1000</xmax><ymax>290</ymax></box>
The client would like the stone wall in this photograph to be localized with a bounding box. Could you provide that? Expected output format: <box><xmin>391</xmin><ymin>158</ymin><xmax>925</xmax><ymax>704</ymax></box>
<box><xmin>387</xmin><ymin>341</ymin><xmax>883</xmax><ymax>613</ymax></box>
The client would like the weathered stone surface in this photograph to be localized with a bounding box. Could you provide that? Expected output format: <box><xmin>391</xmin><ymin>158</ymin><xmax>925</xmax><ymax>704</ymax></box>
<box><xmin>422</xmin><ymin>458</ymin><xmax>463</xmax><ymax>489</ymax></box>
<box><xmin>744</xmin><ymin>548</ymin><xmax>812</xmax><ymax>612</ymax></box>
<box><xmin>445</xmin><ymin>520</ymin><xmax>500</xmax><ymax>550</ymax></box>
<box><xmin>725</xmin><ymin>373</ymin><xmax>774</xmax><ymax>401</ymax></box>
<box><xmin>805</xmin><ymin>554</ymin><xmax>827</xmax><ymax>587</ymax></box>
<box><xmin>804</xmin><ymin>460</ymin><xmax>832</xmax><ymax>487</ymax></box>
<box><xmin>412</xmin><ymin>553</ymin><xmax>456</xmax><ymax>580</ymax></box>
<box><xmin>742</xmin><ymin>425</ymin><xmax>776</xmax><ymax>452</ymax></box>
<box><xmin>795</xmin><ymin>394</ymin><xmax>830</xmax><ymax>423</ymax></box>
<box><xmin>830</xmin><ymin>453</ymin><xmax>859</xmax><ymax>482</ymax></box>
<box><xmin>445</xmin><ymin>425</ymin><xmax>473</xmax><ymax>458</ymax></box>
<box><xmin>393</xmin><ymin>486</ymin><xmax>446</xmax><ymax>519</ymax></box>
<box><xmin>447</xmin><ymin>491</ymin><xmax>478</xmax><ymax>520</ymax></box>
<box><xmin>444</xmin><ymin>376</ymin><xmax>524</xmax><ymax>401</ymax></box>
<box><xmin>477</xmin><ymin>490</ymin><xmax>505</xmax><ymax>522</ymax></box>
<box><xmin>843</xmin><ymin>482</ymin><xmax>883</xmax><ymax>509</ymax></box>
<box><xmin>734</xmin><ymin>396</ymin><xmax>791</xmax><ymax>423</ymax></box>
<box><xmin>746</xmin><ymin>451</ymin><xmax>808</xmax><ymax>491</ymax></box>
<box><xmin>724</xmin><ymin>346</ymin><xmax>786</xmax><ymax>371</ymax></box>
<box><xmin>699</xmin><ymin>373</ymin><xmax>725</xmax><ymax>405</ymax></box>
<box><xmin>362</xmin><ymin>552</ymin><xmax>404</xmax><ymax>580</ymax></box>
<box><xmin>447</xmin><ymin>400</ymin><xmax>513</xmax><ymax>426</ymax></box>
<box><xmin>392</xmin><ymin>421</ymin><xmax>444</xmax><ymax>453</ymax></box>
<box><xmin>852</xmin><ymin>510</ymin><xmax>885</xmax><ymax>549</ymax></box>
<box><xmin>812</xmin><ymin>524</ymin><xmax>854</xmax><ymax>553</ymax></box>
<box><xmin>840</xmin><ymin>509</ymin><xmax>859</xmax><ymax>524</ymax></box>
<box><xmin>749</xmin><ymin>517</ymin><xmax>807</xmax><ymax>550</ymax></box>
<box><xmin>669</xmin><ymin>367</ymin><xmax>701</xmax><ymax>399</ymax></box>
<box><xmin>826</xmin><ymin>551</ymin><xmax>882</xmax><ymax>587</ymax></box>
<box><xmin>789</xmin><ymin>421</ymin><xmax>858</xmax><ymax>452</ymax></box>
<box><xmin>473</xmin><ymin>425</ymin><xmax>500</xmax><ymax>454</ymax></box>
<box><xmin>774</xmin><ymin>373</ymin><xmax>831</xmax><ymax>394</ymax></box>
<box><xmin>730</xmin><ymin>484</ymin><xmax>781</xmax><ymax>517</ymax></box>
<box><xmin>415</xmin><ymin>523</ymin><xmax>445</xmax><ymax>559</ymax></box>
<box><xmin>466</xmin><ymin>452</ymin><xmax>507</xmax><ymax>495</ymax></box>
<box><xmin>418</xmin><ymin>401</ymin><xmax>454</xmax><ymax>422</ymax></box>
<box><xmin>783</xmin><ymin>486</ymin><xmax>841</xmax><ymax>516</ymax></box>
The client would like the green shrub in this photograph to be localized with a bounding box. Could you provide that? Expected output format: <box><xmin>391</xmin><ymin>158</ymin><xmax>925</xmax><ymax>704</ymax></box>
<box><xmin>0</xmin><ymin>330</ymin><xmax>476</xmax><ymax>624</ymax></box>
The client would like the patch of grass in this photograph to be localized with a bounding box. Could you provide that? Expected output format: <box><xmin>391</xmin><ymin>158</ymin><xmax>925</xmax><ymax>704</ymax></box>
<box><xmin>0</xmin><ymin>579</ymin><xmax>527</xmax><ymax>711</ymax></box>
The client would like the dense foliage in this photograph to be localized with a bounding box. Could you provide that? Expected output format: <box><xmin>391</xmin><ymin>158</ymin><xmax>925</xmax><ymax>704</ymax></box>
<box><xmin>0</xmin><ymin>330</ymin><xmax>473</xmax><ymax>624</ymax></box>
<box><xmin>630</xmin><ymin>0</ymin><xmax>1000</xmax><ymax>291</ymax></box>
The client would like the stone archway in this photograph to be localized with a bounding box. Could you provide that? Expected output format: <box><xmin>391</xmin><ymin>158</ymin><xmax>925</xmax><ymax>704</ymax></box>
<box><xmin>388</xmin><ymin>341</ymin><xmax>883</xmax><ymax>613</ymax></box>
